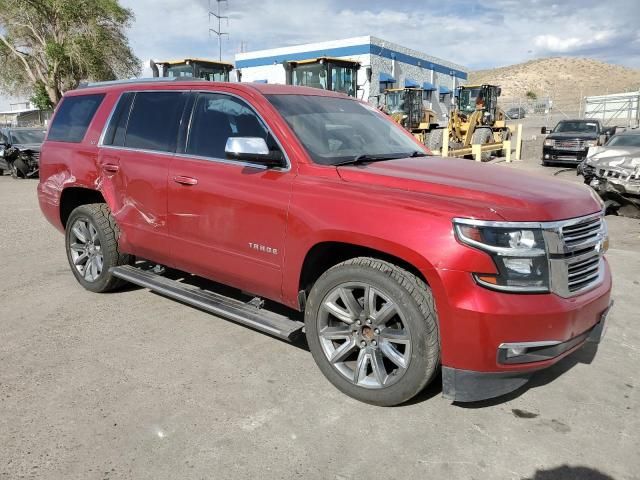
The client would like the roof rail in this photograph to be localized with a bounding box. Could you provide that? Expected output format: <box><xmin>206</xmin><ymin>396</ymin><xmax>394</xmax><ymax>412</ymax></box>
<box><xmin>78</xmin><ymin>77</ymin><xmax>208</xmax><ymax>89</ymax></box>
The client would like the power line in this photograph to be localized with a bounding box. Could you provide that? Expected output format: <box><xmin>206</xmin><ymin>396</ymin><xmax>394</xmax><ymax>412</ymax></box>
<box><xmin>209</xmin><ymin>0</ymin><xmax>229</xmax><ymax>61</ymax></box>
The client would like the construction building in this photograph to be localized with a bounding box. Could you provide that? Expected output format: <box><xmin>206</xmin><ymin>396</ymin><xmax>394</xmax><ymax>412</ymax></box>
<box><xmin>235</xmin><ymin>36</ymin><xmax>468</xmax><ymax>121</ymax></box>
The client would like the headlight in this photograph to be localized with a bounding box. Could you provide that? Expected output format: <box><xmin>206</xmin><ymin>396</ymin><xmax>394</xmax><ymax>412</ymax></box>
<box><xmin>584</xmin><ymin>140</ymin><xmax>597</xmax><ymax>147</ymax></box>
<box><xmin>543</xmin><ymin>139</ymin><xmax>554</xmax><ymax>147</ymax></box>
<box><xmin>453</xmin><ymin>220</ymin><xmax>549</xmax><ymax>293</ymax></box>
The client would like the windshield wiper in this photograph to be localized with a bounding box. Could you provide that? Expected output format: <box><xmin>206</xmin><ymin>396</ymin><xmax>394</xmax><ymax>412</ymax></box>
<box><xmin>334</xmin><ymin>151</ymin><xmax>427</xmax><ymax>167</ymax></box>
<box><xmin>333</xmin><ymin>154</ymin><xmax>399</xmax><ymax>166</ymax></box>
<box><xmin>408</xmin><ymin>150</ymin><xmax>428</xmax><ymax>157</ymax></box>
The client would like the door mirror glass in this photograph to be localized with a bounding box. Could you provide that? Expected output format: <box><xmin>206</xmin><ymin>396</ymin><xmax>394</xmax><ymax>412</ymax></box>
<box><xmin>225</xmin><ymin>137</ymin><xmax>283</xmax><ymax>167</ymax></box>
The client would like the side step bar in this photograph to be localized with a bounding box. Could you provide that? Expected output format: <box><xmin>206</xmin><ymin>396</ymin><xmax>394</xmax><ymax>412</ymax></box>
<box><xmin>110</xmin><ymin>265</ymin><xmax>304</xmax><ymax>341</ymax></box>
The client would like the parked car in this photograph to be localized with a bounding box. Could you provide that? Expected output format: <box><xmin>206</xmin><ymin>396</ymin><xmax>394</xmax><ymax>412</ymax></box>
<box><xmin>38</xmin><ymin>79</ymin><xmax>612</xmax><ymax>406</ymax></box>
<box><xmin>578</xmin><ymin>129</ymin><xmax>640</xmax><ymax>216</ymax></box>
<box><xmin>506</xmin><ymin>107</ymin><xmax>526</xmax><ymax>119</ymax></box>
<box><xmin>541</xmin><ymin>119</ymin><xmax>615</xmax><ymax>166</ymax></box>
<box><xmin>0</xmin><ymin>127</ymin><xmax>46</xmax><ymax>178</ymax></box>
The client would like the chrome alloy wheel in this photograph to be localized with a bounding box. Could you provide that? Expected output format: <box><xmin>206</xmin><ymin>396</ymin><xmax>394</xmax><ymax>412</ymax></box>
<box><xmin>68</xmin><ymin>218</ymin><xmax>104</xmax><ymax>282</ymax></box>
<box><xmin>317</xmin><ymin>282</ymin><xmax>412</xmax><ymax>389</ymax></box>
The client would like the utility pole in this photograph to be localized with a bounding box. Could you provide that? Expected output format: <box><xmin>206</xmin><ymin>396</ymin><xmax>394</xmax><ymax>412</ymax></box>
<box><xmin>209</xmin><ymin>0</ymin><xmax>229</xmax><ymax>61</ymax></box>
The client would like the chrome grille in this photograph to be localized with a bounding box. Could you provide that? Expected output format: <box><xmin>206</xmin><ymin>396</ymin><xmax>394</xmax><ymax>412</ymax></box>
<box><xmin>554</xmin><ymin>139</ymin><xmax>586</xmax><ymax>151</ymax></box>
<box><xmin>545</xmin><ymin>213</ymin><xmax>607</xmax><ymax>297</ymax></box>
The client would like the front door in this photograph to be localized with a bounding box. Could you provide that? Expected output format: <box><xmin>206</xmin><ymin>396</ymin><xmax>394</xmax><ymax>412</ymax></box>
<box><xmin>167</xmin><ymin>92</ymin><xmax>294</xmax><ymax>302</ymax></box>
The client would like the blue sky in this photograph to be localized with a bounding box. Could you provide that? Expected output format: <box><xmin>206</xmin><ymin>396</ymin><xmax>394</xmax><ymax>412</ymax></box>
<box><xmin>120</xmin><ymin>0</ymin><xmax>640</xmax><ymax>71</ymax></box>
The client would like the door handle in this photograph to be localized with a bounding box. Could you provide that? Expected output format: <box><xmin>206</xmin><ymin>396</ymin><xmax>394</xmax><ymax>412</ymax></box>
<box><xmin>173</xmin><ymin>175</ymin><xmax>198</xmax><ymax>186</ymax></box>
<box><xmin>101</xmin><ymin>163</ymin><xmax>120</xmax><ymax>174</ymax></box>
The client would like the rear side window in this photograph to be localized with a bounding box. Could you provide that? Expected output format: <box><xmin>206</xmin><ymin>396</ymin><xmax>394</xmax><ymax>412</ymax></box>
<box><xmin>124</xmin><ymin>92</ymin><xmax>186</xmax><ymax>152</ymax></box>
<box><xmin>102</xmin><ymin>92</ymin><xmax>134</xmax><ymax>147</ymax></box>
<box><xmin>48</xmin><ymin>94</ymin><xmax>105</xmax><ymax>143</ymax></box>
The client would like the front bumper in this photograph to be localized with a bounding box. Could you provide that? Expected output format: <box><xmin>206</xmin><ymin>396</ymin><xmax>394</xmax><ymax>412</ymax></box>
<box><xmin>434</xmin><ymin>261</ymin><xmax>612</xmax><ymax>402</ymax></box>
<box><xmin>442</xmin><ymin>310</ymin><xmax>610</xmax><ymax>402</ymax></box>
<box><xmin>543</xmin><ymin>146</ymin><xmax>588</xmax><ymax>163</ymax></box>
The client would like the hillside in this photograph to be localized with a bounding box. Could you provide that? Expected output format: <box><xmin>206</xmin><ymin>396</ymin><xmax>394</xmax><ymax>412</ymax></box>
<box><xmin>468</xmin><ymin>57</ymin><xmax>640</xmax><ymax>107</ymax></box>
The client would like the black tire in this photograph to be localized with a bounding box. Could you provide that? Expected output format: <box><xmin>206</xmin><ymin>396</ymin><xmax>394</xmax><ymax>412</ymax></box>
<box><xmin>65</xmin><ymin>203</ymin><xmax>131</xmax><ymax>293</ymax></box>
<box><xmin>305</xmin><ymin>257</ymin><xmax>440</xmax><ymax>406</ymax></box>
<box><xmin>426</xmin><ymin>129</ymin><xmax>443</xmax><ymax>153</ymax></box>
<box><xmin>471</xmin><ymin>128</ymin><xmax>493</xmax><ymax>161</ymax></box>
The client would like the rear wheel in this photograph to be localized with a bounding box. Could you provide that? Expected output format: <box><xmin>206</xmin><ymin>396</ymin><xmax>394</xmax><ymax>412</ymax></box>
<box><xmin>471</xmin><ymin>128</ymin><xmax>493</xmax><ymax>161</ymax></box>
<box><xmin>305</xmin><ymin>257</ymin><xmax>440</xmax><ymax>406</ymax></box>
<box><xmin>65</xmin><ymin>203</ymin><xmax>131</xmax><ymax>293</ymax></box>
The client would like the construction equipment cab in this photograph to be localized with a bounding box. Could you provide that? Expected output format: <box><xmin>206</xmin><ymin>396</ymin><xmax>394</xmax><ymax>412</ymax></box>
<box><xmin>284</xmin><ymin>57</ymin><xmax>360</xmax><ymax>97</ymax></box>
<box><xmin>382</xmin><ymin>87</ymin><xmax>437</xmax><ymax>144</ymax></box>
<box><xmin>425</xmin><ymin>84</ymin><xmax>510</xmax><ymax>160</ymax></box>
<box><xmin>151</xmin><ymin>58</ymin><xmax>234</xmax><ymax>82</ymax></box>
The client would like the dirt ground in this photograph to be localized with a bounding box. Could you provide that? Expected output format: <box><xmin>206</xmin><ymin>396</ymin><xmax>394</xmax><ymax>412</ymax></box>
<box><xmin>1</xmin><ymin>158</ymin><xmax>639</xmax><ymax>479</ymax></box>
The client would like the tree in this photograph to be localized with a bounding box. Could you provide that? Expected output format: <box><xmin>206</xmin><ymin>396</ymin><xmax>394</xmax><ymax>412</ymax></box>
<box><xmin>525</xmin><ymin>90</ymin><xmax>537</xmax><ymax>101</ymax></box>
<box><xmin>0</xmin><ymin>0</ymin><xmax>140</xmax><ymax>108</ymax></box>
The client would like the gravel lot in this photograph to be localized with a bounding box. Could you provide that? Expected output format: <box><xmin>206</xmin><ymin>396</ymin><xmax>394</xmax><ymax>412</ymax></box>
<box><xmin>1</xmin><ymin>158</ymin><xmax>639</xmax><ymax>480</ymax></box>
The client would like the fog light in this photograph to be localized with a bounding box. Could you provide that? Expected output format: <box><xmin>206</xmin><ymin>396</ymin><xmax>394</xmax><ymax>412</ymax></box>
<box><xmin>507</xmin><ymin>346</ymin><xmax>528</xmax><ymax>357</ymax></box>
<box><xmin>544</xmin><ymin>154</ymin><xmax>550</xmax><ymax>159</ymax></box>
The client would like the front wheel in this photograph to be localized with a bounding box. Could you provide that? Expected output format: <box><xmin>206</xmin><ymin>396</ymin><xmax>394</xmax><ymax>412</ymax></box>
<box><xmin>305</xmin><ymin>257</ymin><xmax>440</xmax><ymax>406</ymax></box>
<box><xmin>65</xmin><ymin>203</ymin><xmax>131</xmax><ymax>293</ymax></box>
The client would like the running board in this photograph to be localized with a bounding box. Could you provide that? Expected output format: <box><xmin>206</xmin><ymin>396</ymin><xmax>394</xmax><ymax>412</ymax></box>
<box><xmin>110</xmin><ymin>265</ymin><xmax>304</xmax><ymax>341</ymax></box>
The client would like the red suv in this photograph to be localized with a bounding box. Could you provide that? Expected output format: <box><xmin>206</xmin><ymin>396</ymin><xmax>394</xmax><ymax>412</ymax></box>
<box><xmin>38</xmin><ymin>79</ymin><xmax>612</xmax><ymax>406</ymax></box>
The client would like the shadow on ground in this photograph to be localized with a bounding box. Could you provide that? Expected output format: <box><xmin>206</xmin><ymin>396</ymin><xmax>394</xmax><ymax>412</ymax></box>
<box><xmin>522</xmin><ymin>465</ymin><xmax>616</xmax><ymax>480</ymax></box>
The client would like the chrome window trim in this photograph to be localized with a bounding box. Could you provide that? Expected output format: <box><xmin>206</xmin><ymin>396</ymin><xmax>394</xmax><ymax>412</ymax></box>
<box><xmin>96</xmin><ymin>88</ymin><xmax>291</xmax><ymax>172</ymax></box>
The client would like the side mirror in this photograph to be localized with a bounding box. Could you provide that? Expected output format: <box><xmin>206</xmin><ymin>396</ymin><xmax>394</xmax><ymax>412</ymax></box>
<box><xmin>225</xmin><ymin>137</ymin><xmax>284</xmax><ymax>168</ymax></box>
<box><xmin>541</xmin><ymin>126</ymin><xmax>551</xmax><ymax>134</ymax></box>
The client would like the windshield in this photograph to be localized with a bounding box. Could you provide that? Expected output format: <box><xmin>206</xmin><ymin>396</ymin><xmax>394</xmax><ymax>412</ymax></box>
<box><xmin>267</xmin><ymin>94</ymin><xmax>426</xmax><ymax>165</ymax></box>
<box><xmin>198</xmin><ymin>65</ymin><xmax>229</xmax><ymax>82</ymax></box>
<box><xmin>458</xmin><ymin>87</ymin><xmax>482</xmax><ymax>114</ymax></box>
<box><xmin>330</xmin><ymin>64</ymin><xmax>356</xmax><ymax>96</ymax></box>
<box><xmin>605</xmin><ymin>135</ymin><xmax>640</xmax><ymax>147</ymax></box>
<box><xmin>164</xmin><ymin>64</ymin><xmax>194</xmax><ymax>78</ymax></box>
<box><xmin>385</xmin><ymin>91</ymin><xmax>405</xmax><ymax>114</ymax></box>
<box><xmin>291</xmin><ymin>63</ymin><xmax>328</xmax><ymax>90</ymax></box>
<box><xmin>9</xmin><ymin>129</ymin><xmax>46</xmax><ymax>145</ymax></box>
<box><xmin>554</xmin><ymin>121</ymin><xmax>598</xmax><ymax>133</ymax></box>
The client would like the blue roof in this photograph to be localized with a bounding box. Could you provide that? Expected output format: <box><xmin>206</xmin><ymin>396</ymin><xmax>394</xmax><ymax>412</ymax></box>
<box><xmin>379</xmin><ymin>72</ymin><xmax>395</xmax><ymax>83</ymax></box>
<box><xmin>422</xmin><ymin>82</ymin><xmax>436</xmax><ymax>91</ymax></box>
<box><xmin>404</xmin><ymin>78</ymin><xmax>419</xmax><ymax>88</ymax></box>
<box><xmin>439</xmin><ymin>86</ymin><xmax>451</xmax><ymax>94</ymax></box>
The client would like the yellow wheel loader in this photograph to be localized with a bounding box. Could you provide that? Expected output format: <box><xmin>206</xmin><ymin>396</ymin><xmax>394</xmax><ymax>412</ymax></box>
<box><xmin>284</xmin><ymin>57</ymin><xmax>360</xmax><ymax>97</ymax></box>
<box><xmin>426</xmin><ymin>84</ymin><xmax>511</xmax><ymax>160</ymax></box>
<box><xmin>150</xmin><ymin>58</ymin><xmax>234</xmax><ymax>82</ymax></box>
<box><xmin>381</xmin><ymin>87</ymin><xmax>439</xmax><ymax>143</ymax></box>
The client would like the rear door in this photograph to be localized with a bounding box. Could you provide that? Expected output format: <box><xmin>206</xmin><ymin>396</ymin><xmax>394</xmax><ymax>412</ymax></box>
<box><xmin>99</xmin><ymin>90</ymin><xmax>187</xmax><ymax>264</ymax></box>
<box><xmin>167</xmin><ymin>91</ymin><xmax>294</xmax><ymax>301</ymax></box>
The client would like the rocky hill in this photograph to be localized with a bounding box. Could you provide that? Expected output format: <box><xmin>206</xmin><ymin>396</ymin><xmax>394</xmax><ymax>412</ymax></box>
<box><xmin>468</xmin><ymin>57</ymin><xmax>640</xmax><ymax>107</ymax></box>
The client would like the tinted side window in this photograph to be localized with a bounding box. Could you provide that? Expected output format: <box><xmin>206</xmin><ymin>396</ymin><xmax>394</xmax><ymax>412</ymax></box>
<box><xmin>186</xmin><ymin>93</ymin><xmax>274</xmax><ymax>159</ymax></box>
<box><xmin>48</xmin><ymin>94</ymin><xmax>105</xmax><ymax>143</ymax></box>
<box><xmin>124</xmin><ymin>92</ymin><xmax>186</xmax><ymax>152</ymax></box>
<box><xmin>102</xmin><ymin>92</ymin><xmax>134</xmax><ymax>147</ymax></box>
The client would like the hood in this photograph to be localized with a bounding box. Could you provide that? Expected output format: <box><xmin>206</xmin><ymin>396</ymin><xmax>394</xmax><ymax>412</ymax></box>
<box><xmin>337</xmin><ymin>156</ymin><xmax>602</xmax><ymax>222</ymax></box>
<box><xmin>586</xmin><ymin>150</ymin><xmax>640</xmax><ymax>173</ymax></box>
<box><xmin>587</xmin><ymin>146</ymin><xmax>640</xmax><ymax>163</ymax></box>
<box><xmin>11</xmin><ymin>143</ymin><xmax>41</xmax><ymax>152</ymax></box>
<box><xmin>547</xmin><ymin>132</ymin><xmax>599</xmax><ymax>140</ymax></box>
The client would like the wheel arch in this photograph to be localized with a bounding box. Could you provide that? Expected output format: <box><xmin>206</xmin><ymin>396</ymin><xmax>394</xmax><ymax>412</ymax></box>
<box><xmin>297</xmin><ymin>238</ymin><xmax>437</xmax><ymax>302</ymax></box>
<box><xmin>59</xmin><ymin>186</ymin><xmax>106</xmax><ymax>228</ymax></box>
